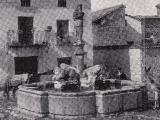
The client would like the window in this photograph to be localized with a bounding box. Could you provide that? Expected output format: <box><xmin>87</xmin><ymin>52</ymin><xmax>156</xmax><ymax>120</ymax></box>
<box><xmin>21</xmin><ymin>0</ymin><xmax>30</xmax><ymax>7</ymax></box>
<box><xmin>57</xmin><ymin>57</ymin><xmax>72</xmax><ymax>67</ymax></box>
<box><xmin>57</xmin><ymin>20</ymin><xmax>69</xmax><ymax>39</ymax></box>
<box><xmin>14</xmin><ymin>56</ymin><xmax>38</xmax><ymax>75</ymax></box>
<box><xmin>145</xmin><ymin>31</ymin><xmax>152</xmax><ymax>38</ymax></box>
<box><xmin>125</xmin><ymin>20</ymin><xmax>127</xmax><ymax>26</ymax></box>
<box><xmin>18</xmin><ymin>17</ymin><xmax>33</xmax><ymax>44</ymax></box>
<box><xmin>58</xmin><ymin>0</ymin><xmax>66</xmax><ymax>7</ymax></box>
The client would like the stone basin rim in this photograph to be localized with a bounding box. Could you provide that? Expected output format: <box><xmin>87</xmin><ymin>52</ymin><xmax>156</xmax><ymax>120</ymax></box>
<box><xmin>18</xmin><ymin>85</ymin><xmax>144</xmax><ymax>96</ymax></box>
<box><xmin>48</xmin><ymin>90</ymin><xmax>96</xmax><ymax>96</ymax></box>
<box><xmin>95</xmin><ymin>87</ymin><xmax>143</xmax><ymax>95</ymax></box>
<box><xmin>18</xmin><ymin>88</ymin><xmax>48</xmax><ymax>96</ymax></box>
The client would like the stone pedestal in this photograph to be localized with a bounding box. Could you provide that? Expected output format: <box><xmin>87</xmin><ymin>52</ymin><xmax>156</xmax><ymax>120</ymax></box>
<box><xmin>48</xmin><ymin>91</ymin><xmax>96</xmax><ymax>119</ymax></box>
<box><xmin>74</xmin><ymin>42</ymin><xmax>85</xmax><ymax>73</ymax></box>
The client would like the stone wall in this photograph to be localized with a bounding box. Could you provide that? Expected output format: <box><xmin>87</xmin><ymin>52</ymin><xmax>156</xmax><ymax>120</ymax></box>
<box><xmin>93</xmin><ymin>47</ymin><xmax>131</xmax><ymax>79</ymax></box>
<box><xmin>93</xmin><ymin>47</ymin><xmax>143</xmax><ymax>82</ymax></box>
<box><xmin>142</xmin><ymin>47</ymin><xmax>160</xmax><ymax>79</ymax></box>
<box><xmin>0</xmin><ymin>0</ymin><xmax>92</xmax><ymax>78</ymax></box>
<box><xmin>92</xmin><ymin>7</ymin><xmax>126</xmax><ymax>46</ymax></box>
<box><xmin>125</xmin><ymin>15</ymin><xmax>142</xmax><ymax>45</ymax></box>
<box><xmin>129</xmin><ymin>48</ymin><xmax>143</xmax><ymax>82</ymax></box>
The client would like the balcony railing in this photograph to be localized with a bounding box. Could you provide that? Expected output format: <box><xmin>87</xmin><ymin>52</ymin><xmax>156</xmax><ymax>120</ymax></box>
<box><xmin>7</xmin><ymin>29</ymin><xmax>74</xmax><ymax>48</ymax></box>
<box><xmin>7</xmin><ymin>29</ymin><xmax>50</xmax><ymax>48</ymax></box>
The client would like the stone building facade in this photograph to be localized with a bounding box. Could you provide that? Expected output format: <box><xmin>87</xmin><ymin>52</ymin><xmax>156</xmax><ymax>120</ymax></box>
<box><xmin>92</xmin><ymin>5</ymin><xmax>126</xmax><ymax>46</ymax></box>
<box><xmin>91</xmin><ymin>5</ymin><xmax>142</xmax><ymax>81</ymax></box>
<box><xmin>123</xmin><ymin>5</ymin><xmax>160</xmax><ymax>82</ymax></box>
<box><xmin>1</xmin><ymin>1</ymin><xmax>160</xmax><ymax>82</ymax></box>
<box><xmin>91</xmin><ymin>4</ymin><xmax>160</xmax><ymax>82</ymax></box>
<box><xmin>0</xmin><ymin>0</ymin><xmax>92</xmax><ymax>81</ymax></box>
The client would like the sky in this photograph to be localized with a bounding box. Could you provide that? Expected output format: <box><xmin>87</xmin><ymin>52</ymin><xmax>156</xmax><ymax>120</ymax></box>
<box><xmin>91</xmin><ymin>0</ymin><xmax>160</xmax><ymax>16</ymax></box>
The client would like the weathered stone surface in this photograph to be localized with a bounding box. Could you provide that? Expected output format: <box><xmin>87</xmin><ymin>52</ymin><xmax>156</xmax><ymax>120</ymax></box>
<box><xmin>96</xmin><ymin>86</ymin><xmax>143</xmax><ymax>116</ymax></box>
<box><xmin>15</xmin><ymin>84</ymin><xmax>145</xmax><ymax>119</ymax></box>
<box><xmin>48</xmin><ymin>91</ymin><xmax>96</xmax><ymax>119</ymax></box>
<box><xmin>17</xmin><ymin>87</ymin><xmax>48</xmax><ymax>117</ymax></box>
<box><xmin>122</xmin><ymin>92</ymin><xmax>139</xmax><ymax>111</ymax></box>
<box><xmin>96</xmin><ymin>93</ymin><xmax>122</xmax><ymax>115</ymax></box>
<box><xmin>137</xmin><ymin>91</ymin><xmax>143</xmax><ymax>109</ymax></box>
<box><xmin>92</xmin><ymin>7</ymin><xmax>126</xmax><ymax>46</ymax></box>
<box><xmin>93</xmin><ymin>49</ymin><xmax>131</xmax><ymax>80</ymax></box>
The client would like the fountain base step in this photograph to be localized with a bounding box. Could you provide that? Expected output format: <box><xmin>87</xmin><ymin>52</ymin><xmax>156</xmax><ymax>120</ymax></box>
<box><xmin>49</xmin><ymin>113</ymin><xmax>96</xmax><ymax>120</ymax></box>
<box><xmin>11</xmin><ymin>108</ymin><xmax>48</xmax><ymax>119</ymax></box>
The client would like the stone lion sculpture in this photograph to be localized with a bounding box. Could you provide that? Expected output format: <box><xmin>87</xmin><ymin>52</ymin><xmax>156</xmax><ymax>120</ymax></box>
<box><xmin>80</xmin><ymin>65</ymin><xmax>102</xmax><ymax>88</ymax></box>
<box><xmin>80</xmin><ymin>64</ymin><xmax>111</xmax><ymax>88</ymax></box>
<box><xmin>52</xmin><ymin>64</ymin><xmax>80</xmax><ymax>91</ymax></box>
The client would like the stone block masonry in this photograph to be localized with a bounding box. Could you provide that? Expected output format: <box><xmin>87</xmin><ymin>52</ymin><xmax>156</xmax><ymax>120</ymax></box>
<box><xmin>15</xmin><ymin>83</ymin><xmax>145</xmax><ymax>119</ymax></box>
<box><xmin>92</xmin><ymin>8</ymin><xmax>126</xmax><ymax>46</ymax></box>
<box><xmin>48</xmin><ymin>91</ymin><xmax>96</xmax><ymax>119</ymax></box>
<box><xmin>96</xmin><ymin>86</ymin><xmax>144</xmax><ymax>116</ymax></box>
<box><xmin>93</xmin><ymin>47</ymin><xmax>144</xmax><ymax>82</ymax></box>
<box><xmin>17</xmin><ymin>86</ymin><xmax>49</xmax><ymax>118</ymax></box>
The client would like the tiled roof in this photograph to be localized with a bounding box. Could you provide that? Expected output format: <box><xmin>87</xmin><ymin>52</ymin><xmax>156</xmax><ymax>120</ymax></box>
<box><xmin>92</xmin><ymin>4</ymin><xmax>125</xmax><ymax>22</ymax></box>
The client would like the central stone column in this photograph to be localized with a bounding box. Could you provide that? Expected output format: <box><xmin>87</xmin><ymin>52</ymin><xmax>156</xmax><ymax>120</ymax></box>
<box><xmin>73</xmin><ymin>4</ymin><xmax>85</xmax><ymax>73</ymax></box>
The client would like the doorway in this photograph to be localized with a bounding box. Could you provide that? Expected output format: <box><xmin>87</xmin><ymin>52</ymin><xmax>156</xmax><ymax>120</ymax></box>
<box><xmin>18</xmin><ymin>16</ymin><xmax>33</xmax><ymax>44</ymax></box>
<box><xmin>14</xmin><ymin>56</ymin><xmax>38</xmax><ymax>75</ymax></box>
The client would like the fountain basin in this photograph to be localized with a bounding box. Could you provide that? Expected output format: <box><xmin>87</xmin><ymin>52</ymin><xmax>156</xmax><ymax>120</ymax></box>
<box><xmin>48</xmin><ymin>91</ymin><xmax>96</xmax><ymax>119</ymax></box>
<box><xmin>16</xmin><ymin>86</ymin><xmax>49</xmax><ymax>118</ymax></box>
<box><xmin>15</xmin><ymin>82</ymin><xmax>147</xmax><ymax>119</ymax></box>
<box><xmin>96</xmin><ymin>85</ymin><xmax>144</xmax><ymax>116</ymax></box>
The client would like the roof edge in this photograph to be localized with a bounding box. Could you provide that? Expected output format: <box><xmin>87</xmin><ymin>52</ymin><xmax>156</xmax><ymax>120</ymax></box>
<box><xmin>92</xmin><ymin>4</ymin><xmax>126</xmax><ymax>22</ymax></box>
<box><xmin>125</xmin><ymin>14</ymin><xmax>142</xmax><ymax>21</ymax></box>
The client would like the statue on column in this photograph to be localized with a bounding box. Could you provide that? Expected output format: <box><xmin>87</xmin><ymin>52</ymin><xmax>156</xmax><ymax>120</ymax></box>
<box><xmin>73</xmin><ymin>4</ymin><xmax>85</xmax><ymax>73</ymax></box>
<box><xmin>73</xmin><ymin>4</ymin><xmax>84</xmax><ymax>44</ymax></box>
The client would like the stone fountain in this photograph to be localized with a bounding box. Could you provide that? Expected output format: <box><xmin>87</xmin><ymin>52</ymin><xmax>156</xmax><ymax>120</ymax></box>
<box><xmin>12</xmin><ymin>4</ymin><xmax>148</xmax><ymax>120</ymax></box>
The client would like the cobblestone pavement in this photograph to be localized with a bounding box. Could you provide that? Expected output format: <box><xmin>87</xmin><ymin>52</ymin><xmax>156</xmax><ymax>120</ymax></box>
<box><xmin>0</xmin><ymin>92</ymin><xmax>160</xmax><ymax>120</ymax></box>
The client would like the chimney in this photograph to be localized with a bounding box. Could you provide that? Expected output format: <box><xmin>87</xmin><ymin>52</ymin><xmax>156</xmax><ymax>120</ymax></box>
<box><xmin>156</xmin><ymin>4</ymin><xmax>160</xmax><ymax>16</ymax></box>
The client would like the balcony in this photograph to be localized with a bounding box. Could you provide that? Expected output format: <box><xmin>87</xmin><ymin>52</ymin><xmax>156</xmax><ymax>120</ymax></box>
<box><xmin>6</xmin><ymin>29</ymin><xmax>74</xmax><ymax>50</ymax></box>
<box><xmin>7</xmin><ymin>30</ymin><xmax>50</xmax><ymax>48</ymax></box>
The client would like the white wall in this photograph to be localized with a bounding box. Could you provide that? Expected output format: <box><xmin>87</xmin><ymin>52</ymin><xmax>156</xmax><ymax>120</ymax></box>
<box><xmin>129</xmin><ymin>48</ymin><xmax>143</xmax><ymax>82</ymax></box>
